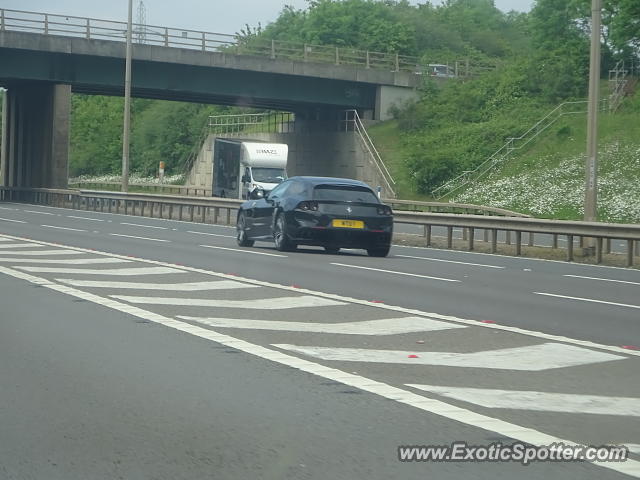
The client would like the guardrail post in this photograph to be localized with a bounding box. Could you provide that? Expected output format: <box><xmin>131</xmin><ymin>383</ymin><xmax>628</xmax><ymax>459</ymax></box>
<box><xmin>164</xmin><ymin>27</ymin><xmax>169</xmax><ymax>47</ymax></box>
<box><xmin>304</xmin><ymin>43</ymin><xmax>308</xmax><ymax>62</ymax></box>
<box><xmin>567</xmin><ymin>235</ymin><xmax>574</xmax><ymax>261</ymax></box>
<box><xmin>483</xmin><ymin>229</ymin><xmax>489</xmax><ymax>243</ymax></box>
<box><xmin>271</xmin><ymin>39</ymin><xmax>276</xmax><ymax>59</ymax></box>
<box><xmin>491</xmin><ymin>229</ymin><xmax>498</xmax><ymax>253</ymax></box>
<box><xmin>605</xmin><ymin>238</ymin><xmax>611</xmax><ymax>254</ymax></box>
<box><xmin>446</xmin><ymin>226</ymin><xmax>453</xmax><ymax>249</ymax></box>
<box><xmin>1</xmin><ymin>10</ymin><xmax>5</xmax><ymax>31</ymax></box>
<box><xmin>86</xmin><ymin>18</ymin><xmax>90</xmax><ymax>40</ymax></box>
<box><xmin>528</xmin><ymin>232</ymin><xmax>534</xmax><ymax>247</ymax></box>
<box><xmin>505</xmin><ymin>231</ymin><xmax>511</xmax><ymax>245</ymax></box>
<box><xmin>515</xmin><ymin>231</ymin><xmax>522</xmax><ymax>256</ymax></box>
<box><xmin>201</xmin><ymin>32</ymin><xmax>206</xmax><ymax>51</ymax></box>
<box><xmin>124</xmin><ymin>200</ymin><xmax>128</xmax><ymax>215</ymax></box>
<box><xmin>159</xmin><ymin>203</ymin><xmax>163</xmax><ymax>219</ymax></box>
<box><xmin>552</xmin><ymin>234</ymin><xmax>558</xmax><ymax>249</ymax></box>
<box><xmin>366</xmin><ymin>51</ymin><xmax>370</xmax><ymax>69</ymax></box>
<box><xmin>169</xmin><ymin>205</ymin><xmax>174</xmax><ymax>219</ymax></box>
<box><xmin>628</xmin><ymin>240</ymin><xmax>634</xmax><ymax>267</ymax></box>
<box><xmin>394</xmin><ymin>53</ymin><xmax>399</xmax><ymax>72</ymax></box>
<box><xmin>190</xmin><ymin>206</ymin><xmax>195</xmax><ymax>222</ymax></box>
<box><xmin>226</xmin><ymin>208</ymin><xmax>232</xmax><ymax>225</ymax></box>
<box><xmin>596</xmin><ymin>237</ymin><xmax>603</xmax><ymax>264</ymax></box>
<box><xmin>44</xmin><ymin>14</ymin><xmax>49</xmax><ymax>35</ymax></box>
<box><xmin>425</xmin><ymin>225</ymin><xmax>432</xmax><ymax>247</ymax></box>
<box><xmin>335</xmin><ymin>47</ymin><xmax>340</xmax><ymax>65</ymax></box>
<box><xmin>579</xmin><ymin>236</ymin><xmax>584</xmax><ymax>248</ymax></box>
<box><xmin>468</xmin><ymin>227</ymin><xmax>475</xmax><ymax>251</ymax></box>
<box><xmin>201</xmin><ymin>206</ymin><xmax>207</xmax><ymax>223</ymax></box>
<box><xmin>178</xmin><ymin>205</ymin><xmax>183</xmax><ymax>221</ymax></box>
<box><xmin>213</xmin><ymin>207</ymin><xmax>219</xmax><ymax>224</ymax></box>
<box><xmin>462</xmin><ymin>228</ymin><xmax>468</xmax><ymax>241</ymax></box>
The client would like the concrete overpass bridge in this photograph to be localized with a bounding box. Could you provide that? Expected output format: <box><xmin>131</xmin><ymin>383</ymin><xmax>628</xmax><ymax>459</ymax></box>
<box><xmin>0</xmin><ymin>8</ymin><xmax>420</xmax><ymax>190</ymax></box>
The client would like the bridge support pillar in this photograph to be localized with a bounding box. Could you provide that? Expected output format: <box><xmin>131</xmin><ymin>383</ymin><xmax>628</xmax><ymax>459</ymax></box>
<box><xmin>0</xmin><ymin>83</ymin><xmax>71</xmax><ymax>189</ymax></box>
<box><xmin>375</xmin><ymin>85</ymin><xmax>418</xmax><ymax>121</ymax></box>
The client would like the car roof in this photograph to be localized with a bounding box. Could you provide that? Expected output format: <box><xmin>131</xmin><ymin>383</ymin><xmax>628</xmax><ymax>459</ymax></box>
<box><xmin>288</xmin><ymin>176</ymin><xmax>373</xmax><ymax>189</ymax></box>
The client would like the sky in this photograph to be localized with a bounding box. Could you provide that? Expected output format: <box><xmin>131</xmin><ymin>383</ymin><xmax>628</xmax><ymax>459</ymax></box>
<box><xmin>5</xmin><ymin>1</ymin><xmax>534</xmax><ymax>36</ymax></box>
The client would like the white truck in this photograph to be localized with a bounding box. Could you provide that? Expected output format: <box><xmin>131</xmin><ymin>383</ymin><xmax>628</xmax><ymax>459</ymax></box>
<box><xmin>212</xmin><ymin>138</ymin><xmax>288</xmax><ymax>199</ymax></box>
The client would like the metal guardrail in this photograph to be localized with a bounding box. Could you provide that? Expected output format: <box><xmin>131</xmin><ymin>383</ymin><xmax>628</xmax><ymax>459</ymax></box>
<box><xmin>1</xmin><ymin>187</ymin><xmax>638</xmax><ymax>267</ymax></box>
<box><xmin>385</xmin><ymin>199</ymin><xmax>529</xmax><ymax>217</ymax></box>
<box><xmin>68</xmin><ymin>182</ymin><xmax>211</xmax><ymax>196</ymax></box>
<box><xmin>0</xmin><ymin>7</ymin><xmax>495</xmax><ymax>76</ymax></box>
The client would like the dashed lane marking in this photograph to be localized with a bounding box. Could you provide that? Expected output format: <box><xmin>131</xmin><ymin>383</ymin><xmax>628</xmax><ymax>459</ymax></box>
<box><xmin>395</xmin><ymin>254</ymin><xmax>505</xmax><ymax>269</ymax></box>
<box><xmin>109</xmin><ymin>233</ymin><xmax>170</xmax><ymax>242</ymax></box>
<box><xmin>200</xmin><ymin>244</ymin><xmax>287</xmax><ymax>257</ymax></box>
<box><xmin>535</xmin><ymin>292</ymin><xmax>640</xmax><ymax>311</ymax></box>
<box><xmin>41</xmin><ymin>225</ymin><xmax>87</xmax><ymax>232</ymax></box>
<box><xmin>331</xmin><ymin>262</ymin><xmax>460</xmax><ymax>282</ymax></box>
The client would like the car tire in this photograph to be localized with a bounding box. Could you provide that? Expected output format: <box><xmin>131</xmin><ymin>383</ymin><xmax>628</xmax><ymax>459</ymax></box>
<box><xmin>236</xmin><ymin>212</ymin><xmax>254</xmax><ymax>247</ymax></box>
<box><xmin>274</xmin><ymin>214</ymin><xmax>296</xmax><ymax>252</ymax></box>
<box><xmin>367</xmin><ymin>246</ymin><xmax>390</xmax><ymax>257</ymax></box>
<box><xmin>324</xmin><ymin>247</ymin><xmax>340</xmax><ymax>254</ymax></box>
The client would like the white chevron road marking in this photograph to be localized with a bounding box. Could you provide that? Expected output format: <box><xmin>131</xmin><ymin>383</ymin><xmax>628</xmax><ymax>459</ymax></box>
<box><xmin>56</xmin><ymin>279</ymin><xmax>259</xmax><ymax>291</ymax></box>
<box><xmin>0</xmin><ymin>243</ymin><xmax>44</xmax><ymax>249</ymax></box>
<box><xmin>14</xmin><ymin>266</ymin><xmax>185</xmax><ymax>276</ymax></box>
<box><xmin>0</xmin><ymin>257</ymin><xmax>131</xmax><ymax>264</ymax></box>
<box><xmin>272</xmin><ymin>343</ymin><xmax>625</xmax><ymax>371</ymax></box>
<box><xmin>178</xmin><ymin>316</ymin><xmax>466</xmax><ymax>335</ymax></box>
<box><xmin>0</xmin><ymin>249</ymin><xmax>85</xmax><ymax>256</ymax></box>
<box><xmin>112</xmin><ymin>295</ymin><xmax>345</xmax><ymax>309</ymax></box>
<box><xmin>405</xmin><ymin>385</ymin><xmax>640</xmax><ymax>417</ymax></box>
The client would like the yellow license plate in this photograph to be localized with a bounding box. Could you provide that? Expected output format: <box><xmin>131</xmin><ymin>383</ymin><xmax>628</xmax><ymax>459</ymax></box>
<box><xmin>332</xmin><ymin>219</ymin><xmax>364</xmax><ymax>229</ymax></box>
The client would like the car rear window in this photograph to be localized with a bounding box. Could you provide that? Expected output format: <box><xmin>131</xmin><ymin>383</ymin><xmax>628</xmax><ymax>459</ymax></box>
<box><xmin>313</xmin><ymin>185</ymin><xmax>378</xmax><ymax>203</ymax></box>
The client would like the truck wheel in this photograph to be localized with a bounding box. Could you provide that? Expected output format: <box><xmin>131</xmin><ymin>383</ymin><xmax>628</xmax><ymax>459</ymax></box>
<box><xmin>274</xmin><ymin>214</ymin><xmax>296</xmax><ymax>252</ymax></box>
<box><xmin>236</xmin><ymin>213</ymin><xmax>254</xmax><ymax>247</ymax></box>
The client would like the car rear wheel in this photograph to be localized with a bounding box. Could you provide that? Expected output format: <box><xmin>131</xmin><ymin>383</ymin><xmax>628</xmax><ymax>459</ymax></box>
<box><xmin>367</xmin><ymin>246</ymin><xmax>390</xmax><ymax>257</ymax></box>
<box><xmin>274</xmin><ymin>214</ymin><xmax>296</xmax><ymax>252</ymax></box>
<box><xmin>236</xmin><ymin>212</ymin><xmax>254</xmax><ymax>247</ymax></box>
<box><xmin>324</xmin><ymin>247</ymin><xmax>340</xmax><ymax>254</ymax></box>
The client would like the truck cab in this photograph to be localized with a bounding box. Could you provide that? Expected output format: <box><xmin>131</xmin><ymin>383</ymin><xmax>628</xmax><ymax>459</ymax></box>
<box><xmin>241</xmin><ymin>164</ymin><xmax>287</xmax><ymax>199</ymax></box>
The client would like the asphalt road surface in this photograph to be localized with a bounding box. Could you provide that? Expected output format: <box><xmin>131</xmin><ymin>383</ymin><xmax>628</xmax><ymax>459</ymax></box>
<box><xmin>1</xmin><ymin>201</ymin><xmax>638</xmax><ymax>480</ymax></box>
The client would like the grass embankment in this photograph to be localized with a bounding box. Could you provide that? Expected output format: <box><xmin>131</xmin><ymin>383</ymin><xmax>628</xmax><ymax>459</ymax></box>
<box><xmin>369</xmin><ymin>94</ymin><xmax>640</xmax><ymax>223</ymax></box>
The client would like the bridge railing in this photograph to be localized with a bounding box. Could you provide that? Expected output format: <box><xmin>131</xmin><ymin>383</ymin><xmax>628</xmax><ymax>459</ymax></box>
<box><xmin>1</xmin><ymin>186</ymin><xmax>638</xmax><ymax>267</ymax></box>
<box><xmin>0</xmin><ymin>8</ymin><xmax>490</xmax><ymax>75</ymax></box>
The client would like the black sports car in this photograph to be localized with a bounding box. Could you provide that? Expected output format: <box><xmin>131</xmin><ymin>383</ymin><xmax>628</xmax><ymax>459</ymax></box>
<box><xmin>236</xmin><ymin>176</ymin><xmax>393</xmax><ymax>257</ymax></box>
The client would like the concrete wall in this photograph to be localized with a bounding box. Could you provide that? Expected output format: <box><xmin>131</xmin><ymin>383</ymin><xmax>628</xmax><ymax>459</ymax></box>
<box><xmin>0</xmin><ymin>83</ymin><xmax>70</xmax><ymax>188</ymax></box>
<box><xmin>185</xmin><ymin>127</ymin><xmax>394</xmax><ymax>198</ymax></box>
<box><xmin>375</xmin><ymin>85</ymin><xmax>419</xmax><ymax>121</ymax></box>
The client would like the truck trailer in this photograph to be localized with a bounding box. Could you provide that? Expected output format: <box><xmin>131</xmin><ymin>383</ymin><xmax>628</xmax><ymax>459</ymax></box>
<box><xmin>212</xmin><ymin>138</ymin><xmax>288</xmax><ymax>199</ymax></box>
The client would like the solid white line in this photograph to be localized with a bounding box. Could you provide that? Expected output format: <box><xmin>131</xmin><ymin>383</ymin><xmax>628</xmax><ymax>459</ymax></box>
<box><xmin>112</xmin><ymin>295</ymin><xmax>345</xmax><ymax>309</ymax></box>
<box><xmin>109</xmin><ymin>233</ymin><xmax>170</xmax><ymax>243</ymax></box>
<box><xmin>188</xmin><ymin>230</ymin><xmax>235</xmax><ymax>238</ymax></box>
<box><xmin>406</xmin><ymin>385</ymin><xmax>640</xmax><ymax>417</ymax></box>
<box><xmin>0</xmin><ymin>207</ymin><xmax>16</xmax><ymax>210</ymax></box>
<box><xmin>0</xmin><ymin>257</ymin><xmax>131</xmax><ymax>265</ymax></box>
<box><xmin>0</xmin><ymin>243</ymin><xmax>44</xmax><ymax>249</ymax></box>
<box><xmin>24</xmin><ymin>210</ymin><xmax>56</xmax><ymax>216</ymax></box>
<box><xmin>535</xmin><ymin>292</ymin><xmax>640</xmax><ymax>310</ymax></box>
<box><xmin>395</xmin><ymin>254</ymin><xmax>505</xmax><ymax>269</ymax></box>
<box><xmin>272</xmin><ymin>343</ymin><xmax>623</xmax><ymax>371</ymax></box>
<box><xmin>120</xmin><ymin>222</ymin><xmax>168</xmax><ymax>230</ymax></box>
<box><xmin>564</xmin><ymin>274</ymin><xmax>640</xmax><ymax>286</ymax></box>
<box><xmin>15</xmin><ymin>266</ymin><xmax>185</xmax><ymax>276</ymax></box>
<box><xmin>55</xmin><ymin>279</ymin><xmax>260</xmax><ymax>290</ymax></box>
<box><xmin>0</xmin><ymin>217</ymin><xmax>26</xmax><ymax>223</ymax></box>
<box><xmin>41</xmin><ymin>225</ymin><xmax>87</xmax><ymax>232</ymax></box>
<box><xmin>200</xmin><ymin>244</ymin><xmax>287</xmax><ymax>257</ymax></box>
<box><xmin>177</xmin><ymin>316</ymin><xmax>466</xmax><ymax>335</ymax></box>
<box><xmin>331</xmin><ymin>263</ymin><xmax>459</xmax><ymax>282</ymax></box>
<box><xmin>66</xmin><ymin>215</ymin><xmax>105</xmax><ymax>222</ymax></box>
<box><xmin>0</xmin><ymin>265</ymin><xmax>636</xmax><ymax>478</ymax></box>
<box><xmin>1</xmin><ymin>232</ymin><xmax>638</xmax><ymax>359</ymax></box>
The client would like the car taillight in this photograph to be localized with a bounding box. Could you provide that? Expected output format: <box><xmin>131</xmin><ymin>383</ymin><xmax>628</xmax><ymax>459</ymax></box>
<box><xmin>297</xmin><ymin>201</ymin><xmax>319</xmax><ymax>211</ymax></box>
<box><xmin>377</xmin><ymin>205</ymin><xmax>392</xmax><ymax>216</ymax></box>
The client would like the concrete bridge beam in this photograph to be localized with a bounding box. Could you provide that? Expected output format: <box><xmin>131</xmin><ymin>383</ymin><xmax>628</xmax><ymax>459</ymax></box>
<box><xmin>0</xmin><ymin>83</ymin><xmax>70</xmax><ymax>188</ymax></box>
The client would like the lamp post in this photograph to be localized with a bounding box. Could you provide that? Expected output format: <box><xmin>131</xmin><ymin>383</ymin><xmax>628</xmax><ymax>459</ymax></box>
<box><xmin>584</xmin><ymin>0</ymin><xmax>601</xmax><ymax>225</ymax></box>
<box><xmin>122</xmin><ymin>0</ymin><xmax>133</xmax><ymax>192</ymax></box>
